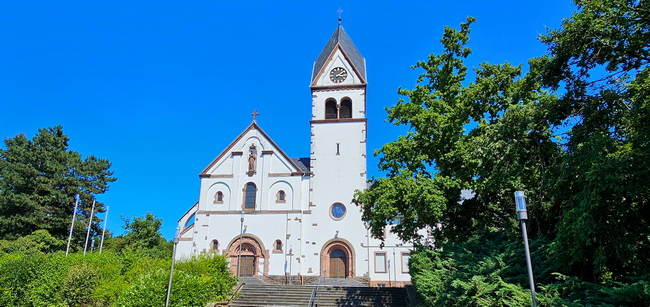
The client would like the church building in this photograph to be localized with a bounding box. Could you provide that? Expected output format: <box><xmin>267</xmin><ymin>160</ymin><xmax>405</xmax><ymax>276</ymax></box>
<box><xmin>176</xmin><ymin>23</ymin><xmax>413</xmax><ymax>286</ymax></box>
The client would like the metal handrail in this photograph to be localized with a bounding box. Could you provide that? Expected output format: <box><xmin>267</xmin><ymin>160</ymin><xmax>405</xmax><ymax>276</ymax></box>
<box><xmin>308</xmin><ymin>271</ymin><xmax>324</xmax><ymax>307</ymax></box>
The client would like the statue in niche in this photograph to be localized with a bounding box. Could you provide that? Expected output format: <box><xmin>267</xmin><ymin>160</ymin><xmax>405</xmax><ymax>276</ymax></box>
<box><xmin>247</xmin><ymin>144</ymin><xmax>257</xmax><ymax>176</ymax></box>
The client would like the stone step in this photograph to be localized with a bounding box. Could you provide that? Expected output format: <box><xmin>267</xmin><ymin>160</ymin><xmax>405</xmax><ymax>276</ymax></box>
<box><xmin>308</xmin><ymin>278</ymin><xmax>367</xmax><ymax>287</ymax></box>
<box><xmin>241</xmin><ymin>277</ymin><xmax>269</xmax><ymax>285</ymax></box>
<box><xmin>228</xmin><ymin>284</ymin><xmax>408</xmax><ymax>307</ymax></box>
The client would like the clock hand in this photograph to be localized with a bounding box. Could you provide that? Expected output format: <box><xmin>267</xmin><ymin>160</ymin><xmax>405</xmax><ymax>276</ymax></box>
<box><xmin>336</xmin><ymin>72</ymin><xmax>347</xmax><ymax>77</ymax></box>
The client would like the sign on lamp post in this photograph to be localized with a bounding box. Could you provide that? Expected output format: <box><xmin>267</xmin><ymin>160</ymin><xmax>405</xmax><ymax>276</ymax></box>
<box><xmin>515</xmin><ymin>191</ymin><xmax>537</xmax><ymax>307</ymax></box>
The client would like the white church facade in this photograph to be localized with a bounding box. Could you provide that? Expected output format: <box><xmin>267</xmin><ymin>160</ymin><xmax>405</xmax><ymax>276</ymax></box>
<box><xmin>176</xmin><ymin>24</ymin><xmax>413</xmax><ymax>286</ymax></box>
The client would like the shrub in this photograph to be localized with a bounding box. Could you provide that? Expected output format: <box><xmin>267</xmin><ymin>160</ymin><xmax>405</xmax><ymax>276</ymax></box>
<box><xmin>0</xmin><ymin>248</ymin><xmax>236</xmax><ymax>307</ymax></box>
<box><xmin>62</xmin><ymin>262</ymin><xmax>100</xmax><ymax>306</ymax></box>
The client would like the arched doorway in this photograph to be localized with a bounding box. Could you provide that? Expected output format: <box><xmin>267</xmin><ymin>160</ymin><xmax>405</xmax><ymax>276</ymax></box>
<box><xmin>226</xmin><ymin>235</ymin><xmax>269</xmax><ymax>276</ymax></box>
<box><xmin>321</xmin><ymin>239</ymin><xmax>355</xmax><ymax>278</ymax></box>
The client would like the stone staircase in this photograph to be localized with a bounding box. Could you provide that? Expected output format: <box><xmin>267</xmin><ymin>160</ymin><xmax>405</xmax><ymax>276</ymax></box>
<box><xmin>227</xmin><ymin>281</ymin><xmax>408</xmax><ymax>307</ymax></box>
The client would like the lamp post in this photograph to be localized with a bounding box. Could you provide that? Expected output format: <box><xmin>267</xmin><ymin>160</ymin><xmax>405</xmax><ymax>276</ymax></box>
<box><xmin>165</xmin><ymin>226</ymin><xmax>180</xmax><ymax>307</ymax></box>
<box><xmin>237</xmin><ymin>210</ymin><xmax>244</xmax><ymax>278</ymax></box>
<box><xmin>515</xmin><ymin>191</ymin><xmax>537</xmax><ymax>307</ymax></box>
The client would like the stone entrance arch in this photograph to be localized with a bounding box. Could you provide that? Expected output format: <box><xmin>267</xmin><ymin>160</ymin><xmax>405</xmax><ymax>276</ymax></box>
<box><xmin>226</xmin><ymin>234</ymin><xmax>269</xmax><ymax>276</ymax></box>
<box><xmin>320</xmin><ymin>238</ymin><xmax>355</xmax><ymax>278</ymax></box>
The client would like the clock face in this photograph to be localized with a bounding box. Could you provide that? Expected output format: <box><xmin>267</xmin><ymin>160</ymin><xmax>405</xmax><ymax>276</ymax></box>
<box><xmin>331</xmin><ymin>203</ymin><xmax>346</xmax><ymax>220</ymax></box>
<box><xmin>329</xmin><ymin>67</ymin><xmax>348</xmax><ymax>83</ymax></box>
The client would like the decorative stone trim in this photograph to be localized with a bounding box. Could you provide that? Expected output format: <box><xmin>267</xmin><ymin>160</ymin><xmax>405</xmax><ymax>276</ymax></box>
<box><xmin>320</xmin><ymin>238</ymin><xmax>356</xmax><ymax>278</ymax></box>
<box><xmin>272</xmin><ymin>239</ymin><xmax>283</xmax><ymax>253</ymax></box>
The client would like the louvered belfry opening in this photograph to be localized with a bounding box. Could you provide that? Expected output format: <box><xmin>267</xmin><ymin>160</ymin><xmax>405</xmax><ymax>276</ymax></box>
<box><xmin>325</xmin><ymin>99</ymin><xmax>338</xmax><ymax>119</ymax></box>
<box><xmin>340</xmin><ymin>98</ymin><xmax>352</xmax><ymax>118</ymax></box>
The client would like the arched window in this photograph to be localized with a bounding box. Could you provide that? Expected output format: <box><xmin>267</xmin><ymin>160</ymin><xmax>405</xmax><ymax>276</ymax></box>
<box><xmin>244</xmin><ymin>183</ymin><xmax>256</xmax><ymax>209</ymax></box>
<box><xmin>340</xmin><ymin>98</ymin><xmax>352</xmax><ymax>118</ymax></box>
<box><xmin>331</xmin><ymin>248</ymin><xmax>346</xmax><ymax>258</ymax></box>
<box><xmin>273</xmin><ymin>239</ymin><xmax>283</xmax><ymax>252</ymax></box>
<box><xmin>211</xmin><ymin>240</ymin><xmax>219</xmax><ymax>251</ymax></box>
<box><xmin>238</xmin><ymin>242</ymin><xmax>256</xmax><ymax>254</ymax></box>
<box><xmin>184</xmin><ymin>213</ymin><xmax>196</xmax><ymax>229</ymax></box>
<box><xmin>277</xmin><ymin>190</ymin><xmax>286</xmax><ymax>202</ymax></box>
<box><xmin>325</xmin><ymin>99</ymin><xmax>337</xmax><ymax>119</ymax></box>
<box><xmin>214</xmin><ymin>191</ymin><xmax>224</xmax><ymax>204</ymax></box>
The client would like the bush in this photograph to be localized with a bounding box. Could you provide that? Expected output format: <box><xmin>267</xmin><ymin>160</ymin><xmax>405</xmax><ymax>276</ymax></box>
<box><xmin>410</xmin><ymin>231</ymin><xmax>532</xmax><ymax>307</ymax></box>
<box><xmin>115</xmin><ymin>253</ymin><xmax>237</xmax><ymax>307</ymax></box>
<box><xmin>410</xmin><ymin>230</ymin><xmax>650</xmax><ymax>306</ymax></box>
<box><xmin>62</xmin><ymin>262</ymin><xmax>100</xmax><ymax>306</ymax></box>
<box><xmin>0</xmin><ymin>249</ymin><xmax>236</xmax><ymax>307</ymax></box>
<box><xmin>0</xmin><ymin>253</ymin><xmax>44</xmax><ymax>306</ymax></box>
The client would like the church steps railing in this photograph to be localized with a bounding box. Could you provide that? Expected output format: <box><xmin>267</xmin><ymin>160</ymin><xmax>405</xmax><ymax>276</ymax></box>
<box><xmin>308</xmin><ymin>272</ymin><xmax>324</xmax><ymax>307</ymax></box>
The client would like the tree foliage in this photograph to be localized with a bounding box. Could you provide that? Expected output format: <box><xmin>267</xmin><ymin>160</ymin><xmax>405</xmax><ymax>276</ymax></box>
<box><xmin>102</xmin><ymin>213</ymin><xmax>172</xmax><ymax>258</ymax></box>
<box><xmin>409</xmin><ymin>230</ymin><xmax>650</xmax><ymax>306</ymax></box>
<box><xmin>538</xmin><ymin>0</ymin><xmax>650</xmax><ymax>279</ymax></box>
<box><xmin>353</xmin><ymin>17</ymin><xmax>560</xmax><ymax>244</ymax></box>
<box><xmin>0</xmin><ymin>125</ymin><xmax>116</xmax><ymax>242</ymax></box>
<box><xmin>0</xmin><ymin>229</ymin><xmax>66</xmax><ymax>255</ymax></box>
<box><xmin>354</xmin><ymin>1</ymin><xmax>650</xmax><ymax>304</ymax></box>
<box><xmin>121</xmin><ymin>213</ymin><xmax>167</xmax><ymax>250</ymax></box>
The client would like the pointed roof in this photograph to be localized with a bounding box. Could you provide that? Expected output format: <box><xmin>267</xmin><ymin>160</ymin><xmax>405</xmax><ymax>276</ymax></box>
<box><xmin>200</xmin><ymin>121</ymin><xmax>306</xmax><ymax>176</ymax></box>
<box><xmin>311</xmin><ymin>25</ymin><xmax>366</xmax><ymax>84</ymax></box>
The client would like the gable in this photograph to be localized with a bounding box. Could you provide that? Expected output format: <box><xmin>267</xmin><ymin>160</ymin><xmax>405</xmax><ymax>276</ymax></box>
<box><xmin>311</xmin><ymin>47</ymin><xmax>365</xmax><ymax>87</ymax></box>
<box><xmin>200</xmin><ymin>122</ymin><xmax>304</xmax><ymax>177</ymax></box>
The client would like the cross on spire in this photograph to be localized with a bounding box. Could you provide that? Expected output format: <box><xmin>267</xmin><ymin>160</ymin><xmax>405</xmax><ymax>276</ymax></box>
<box><xmin>337</xmin><ymin>7</ymin><xmax>343</xmax><ymax>23</ymax></box>
<box><xmin>251</xmin><ymin>110</ymin><xmax>260</xmax><ymax>122</ymax></box>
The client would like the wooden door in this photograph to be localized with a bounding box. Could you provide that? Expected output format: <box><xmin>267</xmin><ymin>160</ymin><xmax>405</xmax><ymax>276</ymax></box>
<box><xmin>241</xmin><ymin>256</ymin><xmax>255</xmax><ymax>276</ymax></box>
<box><xmin>329</xmin><ymin>249</ymin><xmax>347</xmax><ymax>278</ymax></box>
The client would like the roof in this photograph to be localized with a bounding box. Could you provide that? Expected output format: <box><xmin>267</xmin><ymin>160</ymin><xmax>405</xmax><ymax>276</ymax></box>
<box><xmin>311</xmin><ymin>25</ymin><xmax>366</xmax><ymax>84</ymax></box>
<box><xmin>291</xmin><ymin>157</ymin><xmax>310</xmax><ymax>174</ymax></box>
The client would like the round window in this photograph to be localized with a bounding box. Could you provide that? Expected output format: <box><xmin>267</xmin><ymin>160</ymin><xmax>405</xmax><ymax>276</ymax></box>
<box><xmin>330</xmin><ymin>203</ymin><xmax>346</xmax><ymax>220</ymax></box>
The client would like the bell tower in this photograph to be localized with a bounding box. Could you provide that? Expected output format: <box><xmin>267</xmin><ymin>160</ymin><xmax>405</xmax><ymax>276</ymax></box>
<box><xmin>309</xmin><ymin>23</ymin><xmax>367</xmax><ymax>238</ymax></box>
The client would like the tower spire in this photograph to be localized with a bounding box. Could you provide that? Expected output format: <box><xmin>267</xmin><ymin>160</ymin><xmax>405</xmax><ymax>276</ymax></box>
<box><xmin>337</xmin><ymin>7</ymin><xmax>343</xmax><ymax>24</ymax></box>
<box><xmin>311</xmin><ymin>20</ymin><xmax>367</xmax><ymax>86</ymax></box>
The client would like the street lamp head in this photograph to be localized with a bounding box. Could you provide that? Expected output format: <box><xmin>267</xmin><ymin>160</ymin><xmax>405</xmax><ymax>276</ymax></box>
<box><xmin>240</xmin><ymin>210</ymin><xmax>245</xmax><ymax>222</ymax></box>
<box><xmin>514</xmin><ymin>191</ymin><xmax>528</xmax><ymax>220</ymax></box>
<box><xmin>173</xmin><ymin>226</ymin><xmax>180</xmax><ymax>244</ymax></box>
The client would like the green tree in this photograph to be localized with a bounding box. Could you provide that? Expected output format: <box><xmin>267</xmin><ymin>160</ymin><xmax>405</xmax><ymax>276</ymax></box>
<box><xmin>538</xmin><ymin>0</ymin><xmax>650</xmax><ymax>280</ymax></box>
<box><xmin>352</xmin><ymin>17</ymin><xmax>560</xmax><ymax>245</ymax></box>
<box><xmin>355</xmin><ymin>0</ymin><xmax>650</xmax><ymax>283</ymax></box>
<box><xmin>354</xmin><ymin>7</ymin><xmax>650</xmax><ymax>302</ymax></box>
<box><xmin>0</xmin><ymin>125</ymin><xmax>116</xmax><ymax>242</ymax></box>
<box><xmin>104</xmin><ymin>213</ymin><xmax>172</xmax><ymax>258</ymax></box>
<box><xmin>0</xmin><ymin>230</ymin><xmax>66</xmax><ymax>255</ymax></box>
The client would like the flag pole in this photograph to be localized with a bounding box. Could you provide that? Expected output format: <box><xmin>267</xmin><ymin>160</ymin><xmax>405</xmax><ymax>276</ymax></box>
<box><xmin>66</xmin><ymin>194</ymin><xmax>80</xmax><ymax>256</ymax></box>
<box><xmin>84</xmin><ymin>200</ymin><xmax>96</xmax><ymax>255</ymax></box>
<box><xmin>99</xmin><ymin>206</ymin><xmax>109</xmax><ymax>254</ymax></box>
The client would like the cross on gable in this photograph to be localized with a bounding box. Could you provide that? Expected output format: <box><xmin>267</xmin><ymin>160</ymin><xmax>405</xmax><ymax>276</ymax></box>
<box><xmin>251</xmin><ymin>110</ymin><xmax>260</xmax><ymax>121</ymax></box>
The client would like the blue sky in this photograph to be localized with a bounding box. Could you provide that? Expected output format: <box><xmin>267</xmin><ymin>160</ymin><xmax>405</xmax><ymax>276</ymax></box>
<box><xmin>0</xmin><ymin>1</ymin><xmax>576</xmax><ymax>239</ymax></box>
